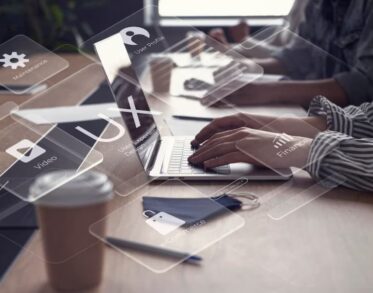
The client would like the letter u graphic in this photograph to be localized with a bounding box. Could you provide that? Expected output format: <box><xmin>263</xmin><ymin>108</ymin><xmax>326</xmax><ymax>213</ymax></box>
<box><xmin>75</xmin><ymin>113</ymin><xmax>125</xmax><ymax>143</ymax></box>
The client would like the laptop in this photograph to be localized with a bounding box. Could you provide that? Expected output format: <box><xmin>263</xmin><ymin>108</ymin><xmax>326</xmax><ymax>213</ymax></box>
<box><xmin>94</xmin><ymin>32</ymin><xmax>292</xmax><ymax>181</ymax></box>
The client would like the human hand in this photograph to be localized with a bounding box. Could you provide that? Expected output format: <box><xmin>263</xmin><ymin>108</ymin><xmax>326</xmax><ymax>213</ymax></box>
<box><xmin>191</xmin><ymin>113</ymin><xmax>258</xmax><ymax>148</ymax></box>
<box><xmin>188</xmin><ymin>127</ymin><xmax>312</xmax><ymax>169</ymax></box>
<box><xmin>229</xmin><ymin>21</ymin><xmax>250</xmax><ymax>43</ymax></box>
<box><xmin>192</xmin><ymin>113</ymin><xmax>325</xmax><ymax>148</ymax></box>
<box><xmin>208</xmin><ymin>28</ymin><xmax>229</xmax><ymax>46</ymax></box>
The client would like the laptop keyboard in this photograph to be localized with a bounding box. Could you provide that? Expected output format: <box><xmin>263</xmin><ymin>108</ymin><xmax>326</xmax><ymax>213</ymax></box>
<box><xmin>166</xmin><ymin>138</ymin><xmax>230</xmax><ymax>175</ymax></box>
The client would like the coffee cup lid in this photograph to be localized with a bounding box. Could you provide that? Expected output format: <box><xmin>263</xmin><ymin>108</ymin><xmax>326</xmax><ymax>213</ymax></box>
<box><xmin>31</xmin><ymin>170</ymin><xmax>113</xmax><ymax>207</ymax></box>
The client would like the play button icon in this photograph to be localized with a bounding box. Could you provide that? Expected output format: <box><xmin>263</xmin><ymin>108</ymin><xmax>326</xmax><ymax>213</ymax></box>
<box><xmin>6</xmin><ymin>139</ymin><xmax>46</xmax><ymax>163</ymax></box>
<box><xmin>17</xmin><ymin>147</ymin><xmax>32</xmax><ymax>155</ymax></box>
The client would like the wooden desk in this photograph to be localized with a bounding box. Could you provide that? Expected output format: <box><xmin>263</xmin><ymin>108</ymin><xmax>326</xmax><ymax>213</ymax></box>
<box><xmin>1</xmin><ymin>55</ymin><xmax>373</xmax><ymax>293</ymax></box>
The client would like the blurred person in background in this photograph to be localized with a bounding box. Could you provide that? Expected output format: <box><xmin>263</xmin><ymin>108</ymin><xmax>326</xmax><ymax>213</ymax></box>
<box><xmin>209</xmin><ymin>0</ymin><xmax>310</xmax><ymax>58</ymax></box>
<box><xmin>204</xmin><ymin>0</ymin><xmax>373</xmax><ymax>108</ymax></box>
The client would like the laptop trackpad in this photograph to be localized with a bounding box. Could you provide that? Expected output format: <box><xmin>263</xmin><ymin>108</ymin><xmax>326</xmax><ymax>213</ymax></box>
<box><xmin>229</xmin><ymin>163</ymin><xmax>289</xmax><ymax>177</ymax></box>
<box><xmin>229</xmin><ymin>163</ymin><xmax>256</xmax><ymax>175</ymax></box>
<box><xmin>211</xmin><ymin>163</ymin><xmax>251</xmax><ymax>175</ymax></box>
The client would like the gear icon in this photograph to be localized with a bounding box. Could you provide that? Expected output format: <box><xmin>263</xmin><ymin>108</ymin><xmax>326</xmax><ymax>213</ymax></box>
<box><xmin>0</xmin><ymin>52</ymin><xmax>29</xmax><ymax>70</ymax></box>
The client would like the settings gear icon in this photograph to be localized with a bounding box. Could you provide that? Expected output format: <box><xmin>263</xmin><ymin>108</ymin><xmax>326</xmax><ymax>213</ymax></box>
<box><xmin>0</xmin><ymin>52</ymin><xmax>29</xmax><ymax>70</ymax></box>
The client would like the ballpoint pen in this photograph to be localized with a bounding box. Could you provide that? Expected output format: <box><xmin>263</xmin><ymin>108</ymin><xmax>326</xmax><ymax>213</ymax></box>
<box><xmin>106</xmin><ymin>236</ymin><xmax>202</xmax><ymax>263</ymax></box>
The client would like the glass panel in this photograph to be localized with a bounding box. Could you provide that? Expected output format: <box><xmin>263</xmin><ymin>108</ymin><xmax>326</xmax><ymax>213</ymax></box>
<box><xmin>0</xmin><ymin>35</ymin><xmax>68</xmax><ymax>94</ymax></box>
<box><xmin>90</xmin><ymin>179</ymin><xmax>246</xmax><ymax>273</ymax></box>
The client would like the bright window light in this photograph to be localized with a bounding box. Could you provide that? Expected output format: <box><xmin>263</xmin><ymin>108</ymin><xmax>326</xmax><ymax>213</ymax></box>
<box><xmin>159</xmin><ymin>0</ymin><xmax>295</xmax><ymax>17</ymax></box>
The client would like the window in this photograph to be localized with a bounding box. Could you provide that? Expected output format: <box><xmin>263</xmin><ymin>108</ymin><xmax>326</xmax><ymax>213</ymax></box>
<box><xmin>145</xmin><ymin>0</ymin><xmax>295</xmax><ymax>26</ymax></box>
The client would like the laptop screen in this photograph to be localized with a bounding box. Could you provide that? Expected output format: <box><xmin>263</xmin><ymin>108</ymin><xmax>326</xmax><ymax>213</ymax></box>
<box><xmin>94</xmin><ymin>33</ymin><xmax>160</xmax><ymax>169</ymax></box>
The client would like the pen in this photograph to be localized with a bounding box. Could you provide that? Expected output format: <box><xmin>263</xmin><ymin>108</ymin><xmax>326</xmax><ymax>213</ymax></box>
<box><xmin>172</xmin><ymin>115</ymin><xmax>213</xmax><ymax>122</ymax></box>
<box><xmin>105</xmin><ymin>236</ymin><xmax>202</xmax><ymax>263</ymax></box>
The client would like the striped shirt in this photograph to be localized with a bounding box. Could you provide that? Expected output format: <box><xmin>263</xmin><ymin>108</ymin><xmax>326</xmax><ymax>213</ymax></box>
<box><xmin>306</xmin><ymin>96</ymin><xmax>373</xmax><ymax>191</ymax></box>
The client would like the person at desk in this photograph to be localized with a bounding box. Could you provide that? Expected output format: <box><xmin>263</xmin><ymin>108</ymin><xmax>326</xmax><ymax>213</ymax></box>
<box><xmin>189</xmin><ymin>95</ymin><xmax>373</xmax><ymax>191</ymax></box>
<box><xmin>209</xmin><ymin>0</ymin><xmax>309</xmax><ymax>58</ymax></box>
<box><xmin>206</xmin><ymin>0</ymin><xmax>373</xmax><ymax>108</ymax></box>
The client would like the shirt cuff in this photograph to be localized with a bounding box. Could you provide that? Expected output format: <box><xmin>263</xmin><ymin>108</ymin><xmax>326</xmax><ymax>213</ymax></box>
<box><xmin>308</xmin><ymin>96</ymin><xmax>353</xmax><ymax>136</ymax></box>
<box><xmin>306</xmin><ymin>131</ymin><xmax>350</xmax><ymax>183</ymax></box>
<box><xmin>334</xmin><ymin>70</ymin><xmax>372</xmax><ymax>106</ymax></box>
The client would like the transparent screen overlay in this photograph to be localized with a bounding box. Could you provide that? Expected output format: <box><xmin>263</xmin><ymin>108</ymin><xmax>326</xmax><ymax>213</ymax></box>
<box><xmin>90</xmin><ymin>179</ymin><xmax>246</xmax><ymax>273</ymax></box>
<box><xmin>0</xmin><ymin>35</ymin><xmax>68</xmax><ymax>94</ymax></box>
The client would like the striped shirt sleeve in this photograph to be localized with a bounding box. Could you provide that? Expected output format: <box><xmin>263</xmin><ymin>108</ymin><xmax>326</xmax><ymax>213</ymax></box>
<box><xmin>306</xmin><ymin>96</ymin><xmax>373</xmax><ymax>191</ymax></box>
<box><xmin>308</xmin><ymin>95</ymin><xmax>373</xmax><ymax>138</ymax></box>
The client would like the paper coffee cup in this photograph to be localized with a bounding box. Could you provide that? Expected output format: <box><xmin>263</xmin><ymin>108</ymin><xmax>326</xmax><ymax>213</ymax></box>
<box><xmin>31</xmin><ymin>170</ymin><xmax>113</xmax><ymax>291</ymax></box>
<box><xmin>150</xmin><ymin>56</ymin><xmax>173</xmax><ymax>93</ymax></box>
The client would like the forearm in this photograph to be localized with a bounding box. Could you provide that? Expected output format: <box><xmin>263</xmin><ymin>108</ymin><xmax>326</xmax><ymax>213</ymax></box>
<box><xmin>249</xmin><ymin>58</ymin><xmax>287</xmax><ymax>75</ymax></box>
<box><xmin>249</xmin><ymin>78</ymin><xmax>348</xmax><ymax>107</ymax></box>
<box><xmin>307</xmin><ymin>131</ymin><xmax>373</xmax><ymax>191</ymax></box>
<box><xmin>240</xmin><ymin>113</ymin><xmax>326</xmax><ymax>138</ymax></box>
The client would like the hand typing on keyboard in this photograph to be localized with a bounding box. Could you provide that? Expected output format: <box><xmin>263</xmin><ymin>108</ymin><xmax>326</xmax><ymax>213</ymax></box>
<box><xmin>188</xmin><ymin>122</ymin><xmax>311</xmax><ymax>170</ymax></box>
<box><xmin>167</xmin><ymin>138</ymin><xmax>230</xmax><ymax>174</ymax></box>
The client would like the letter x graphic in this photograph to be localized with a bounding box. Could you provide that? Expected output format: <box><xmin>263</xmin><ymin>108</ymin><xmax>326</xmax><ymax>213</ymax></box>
<box><xmin>109</xmin><ymin>95</ymin><xmax>161</xmax><ymax>128</ymax></box>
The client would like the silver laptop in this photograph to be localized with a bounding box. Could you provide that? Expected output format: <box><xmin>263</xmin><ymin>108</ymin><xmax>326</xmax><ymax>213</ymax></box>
<box><xmin>94</xmin><ymin>33</ymin><xmax>291</xmax><ymax>181</ymax></box>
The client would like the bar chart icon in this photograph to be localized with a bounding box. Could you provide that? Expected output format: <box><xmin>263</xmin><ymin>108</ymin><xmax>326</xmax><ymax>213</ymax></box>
<box><xmin>273</xmin><ymin>133</ymin><xmax>293</xmax><ymax>149</ymax></box>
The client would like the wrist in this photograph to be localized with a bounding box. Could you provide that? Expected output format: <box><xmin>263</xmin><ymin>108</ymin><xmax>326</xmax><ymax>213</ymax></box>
<box><xmin>306</xmin><ymin>116</ymin><xmax>327</xmax><ymax>131</ymax></box>
<box><xmin>303</xmin><ymin>117</ymin><xmax>327</xmax><ymax>137</ymax></box>
<box><xmin>289</xmin><ymin>137</ymin><xmax>313</xmax><ymax>169</ymax></box>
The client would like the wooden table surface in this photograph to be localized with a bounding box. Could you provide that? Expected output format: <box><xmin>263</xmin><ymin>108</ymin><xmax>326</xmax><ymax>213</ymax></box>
<box><xmin>1</xmin><ymin>54</ymin><xmax>373</xmax><ymax>293</ymax></box>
